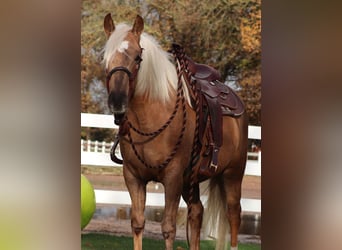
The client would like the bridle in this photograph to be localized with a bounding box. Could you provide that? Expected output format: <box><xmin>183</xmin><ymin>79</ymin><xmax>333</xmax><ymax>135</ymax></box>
<box><xmin>105</xmin><ymin>49</ymin><xmax>143</xmax><ymax>95</ymax></box>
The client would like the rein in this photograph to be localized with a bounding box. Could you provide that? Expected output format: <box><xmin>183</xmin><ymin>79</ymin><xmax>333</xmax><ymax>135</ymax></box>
<box><xmin>127</xmin><ymin>83</ymin><xmax>183</xmax><ymax>144</ymax></box>
<box><xmin>127</xmin><ymin>76</ymin><xmax>187</xmax><ymax>169</ymax></box>
<box><xmin>171</xmin><ymin>43</ymin><xmax>202</xmax><ymax>246</ymax></box>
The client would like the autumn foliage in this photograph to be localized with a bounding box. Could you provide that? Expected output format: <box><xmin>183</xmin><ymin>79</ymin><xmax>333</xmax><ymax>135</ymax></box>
<box><xmin>81</xmin><ymin>0</ymin><xmax>261</xmax><ymax>139</ymax></box>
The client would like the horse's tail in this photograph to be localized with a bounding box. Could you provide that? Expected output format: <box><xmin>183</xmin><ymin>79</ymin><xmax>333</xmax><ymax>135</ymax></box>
<box><xmin>202</xmin><ymin>177</ymin><xmax>229</xmax><ymax>250</ymax></box>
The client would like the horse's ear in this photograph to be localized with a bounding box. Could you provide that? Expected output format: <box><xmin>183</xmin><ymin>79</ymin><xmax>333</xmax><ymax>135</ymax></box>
<box><xmin>132</xmin><ymin>15</ymin><xmax>144</xmax><ymax>37</ymax></box>
<box><xmin>104</xmin><ymin>13</ymin><xmax>115</xmax><ymax>38</ymax></box>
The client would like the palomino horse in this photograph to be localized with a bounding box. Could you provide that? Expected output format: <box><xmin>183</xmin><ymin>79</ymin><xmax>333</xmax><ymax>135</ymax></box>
<box><xmin>102</xmin><ymin>14</ymin><xmax>248</xmax><ymax>250</ymax></box>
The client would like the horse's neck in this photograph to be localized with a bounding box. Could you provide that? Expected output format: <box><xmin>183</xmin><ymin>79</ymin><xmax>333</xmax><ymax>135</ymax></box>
<box><xmin>128</xmin><ymin>96</ymin><xmax>176</xmax><ymax>130</ymax></box>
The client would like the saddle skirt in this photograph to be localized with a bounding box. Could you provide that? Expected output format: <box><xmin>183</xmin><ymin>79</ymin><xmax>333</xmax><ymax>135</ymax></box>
<box><xmin>186</xmin><ymin>56</ymin><xmax>244</xmax><ymax>117</ymax></box>
<box><xmin>196</xmin><ymin>78</ymin><xmax>244</xmax><ymax>117</ymax></box>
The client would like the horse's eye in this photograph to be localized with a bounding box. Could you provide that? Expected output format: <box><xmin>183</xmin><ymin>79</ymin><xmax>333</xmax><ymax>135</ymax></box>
<box><xmin>135</xmin><ymin>55</ymin><xmax>142</xmax><ymax>63</ymax></box>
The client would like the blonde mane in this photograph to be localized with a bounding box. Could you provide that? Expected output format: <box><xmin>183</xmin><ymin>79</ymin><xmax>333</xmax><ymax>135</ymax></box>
<box><xmin>103</xmin><ymin>23</ymin><xmax>183</xmax><ymax>104</ymax></box>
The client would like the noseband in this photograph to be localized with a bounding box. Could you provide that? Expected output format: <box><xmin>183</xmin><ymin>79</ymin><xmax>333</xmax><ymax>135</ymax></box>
<box><xmin>105</xmin><ymin>51</ymin><xmax>143</xmax><ymax>94</ymax></box>
<box><xmin>106</xmin><ymin>66</ymin><xmax>132</xmax><ymax>84</ymax></box>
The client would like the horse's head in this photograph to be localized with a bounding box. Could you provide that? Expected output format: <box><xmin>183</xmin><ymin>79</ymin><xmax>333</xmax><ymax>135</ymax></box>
<box><xmin>103</xmin><ymin>14</ymin><xmax>144</xmax><ymax>125</ymax></box>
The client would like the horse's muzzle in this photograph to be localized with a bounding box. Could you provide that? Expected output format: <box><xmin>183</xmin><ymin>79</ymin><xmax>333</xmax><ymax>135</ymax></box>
<box><xmin>108</xmin><ymin>91</ymin><xmax>128</xmax><ymax>118</ymax></box>
<box><xmin>114</xmin><ymin>112</ymin><xmax>125</xmax><ymax>125</ymax></box>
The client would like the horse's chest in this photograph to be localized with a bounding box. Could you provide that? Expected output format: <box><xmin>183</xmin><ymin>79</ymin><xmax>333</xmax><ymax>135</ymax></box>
<box><xmin>120</xmin><ymin>139</ymin><xmax>172</xmax><ymax>166</ymax></box>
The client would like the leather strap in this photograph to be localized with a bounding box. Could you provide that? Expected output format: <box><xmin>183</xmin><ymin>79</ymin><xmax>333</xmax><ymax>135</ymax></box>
<box><xmin>110</xmin><ymin>134</ymin><xmax>123</xmax><ymax>164</ymax></box>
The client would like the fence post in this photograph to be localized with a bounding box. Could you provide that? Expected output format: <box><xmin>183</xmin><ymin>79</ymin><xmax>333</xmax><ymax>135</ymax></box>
<box><xmin>87</xmin><ymin>140</ymin><xmax>91</xmax><ymax>152</ymax></box>
<box><xmin>94</xmin><ymin>140</ymin><xmax>99</xmax><ymax>152</ymax></box>
<box><xmin>101</xmin><ymin>141</ymin><xmax>105</xmax><ymax>153</ymax></box>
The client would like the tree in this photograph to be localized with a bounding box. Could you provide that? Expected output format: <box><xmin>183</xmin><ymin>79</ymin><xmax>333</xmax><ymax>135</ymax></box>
<box><xmin>81</xmin><ymin>0</ymin><xmax>261</xmax><ymax>141</ymax></box>
<box><xmin>146</xmin><ymin>0</ymin><xmax>261</xmax><ymax>125</ymax></box>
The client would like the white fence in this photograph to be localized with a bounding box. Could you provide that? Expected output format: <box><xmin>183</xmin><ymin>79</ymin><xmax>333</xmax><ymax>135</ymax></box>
<box><xmin>81</xmin><ymin>113</ymin><xmax>261</xmax><ymax>212</ymax></box>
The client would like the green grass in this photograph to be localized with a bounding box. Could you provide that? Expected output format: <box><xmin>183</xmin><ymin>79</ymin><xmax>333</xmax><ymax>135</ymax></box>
<box><xmin>81</xmin><ymin>233</ymin><xmax>261</xmax><ymax>250</ymax></box>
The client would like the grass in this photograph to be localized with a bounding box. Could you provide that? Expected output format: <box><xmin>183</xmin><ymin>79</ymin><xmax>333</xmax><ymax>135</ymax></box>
<box><xmin>81</xmin><ymin>233</ymin><xmax>261</xmax><ymax>250</ymax></box>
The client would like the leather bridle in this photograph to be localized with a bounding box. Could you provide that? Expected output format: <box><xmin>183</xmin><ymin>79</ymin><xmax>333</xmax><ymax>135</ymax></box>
<box><xmin>105</xmin><ymin>50</ymin><xmax>143</xmax><ymax>96</ymax></box>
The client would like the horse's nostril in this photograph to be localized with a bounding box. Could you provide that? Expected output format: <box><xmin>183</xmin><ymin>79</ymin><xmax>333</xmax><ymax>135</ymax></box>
<box><xmin>114</xmin><ymin>112</ymin><xmax>125</xmax><ymax>125</ymax></box>
<box><xmin>108</xmin><ymin>91</ymin><xmax>128</xmax><ymax>114</ymax></box>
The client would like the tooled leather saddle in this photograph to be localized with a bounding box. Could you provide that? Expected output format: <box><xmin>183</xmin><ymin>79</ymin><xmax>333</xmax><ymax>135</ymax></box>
<box><xmin>186</xmin><ymin>56</ymin><xmax>244</xmax><ymax>117</ymax></box>
<box><xmin>172</xmin><ymin>44</ymin><xmax>245</xmax><ymax>176</ymax></box>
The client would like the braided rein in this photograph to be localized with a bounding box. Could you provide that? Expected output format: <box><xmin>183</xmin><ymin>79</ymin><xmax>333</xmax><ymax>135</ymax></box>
<box><xmin>125</xmin><ymin>67</ymin><xmax>187</xmax><ymax>169</ymax></box>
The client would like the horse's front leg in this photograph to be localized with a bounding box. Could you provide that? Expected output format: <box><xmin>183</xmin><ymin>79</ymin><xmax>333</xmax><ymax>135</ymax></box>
<box><xmin>162</xmin><ymin>176</ymin><xmax>183</xmax><ymax>250</ymax></box>
<box><xmin>123</xmin><ymin>167</ymin><xmax>146</xmax><ymax>250</ymax></box>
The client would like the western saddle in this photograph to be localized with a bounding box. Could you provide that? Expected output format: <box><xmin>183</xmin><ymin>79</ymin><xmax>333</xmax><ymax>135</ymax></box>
<box><xmin>171</xmin><ymin>43</ymin><xmax>245</xmax><ymax>176</ymax></box>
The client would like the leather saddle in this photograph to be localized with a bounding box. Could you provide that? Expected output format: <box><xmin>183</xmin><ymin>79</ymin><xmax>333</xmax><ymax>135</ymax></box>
<box><xmin>171</xmin><ymin>43</ymin><xmax>245</xmax><ymax>176</ymax></box>
<box><xmin>186</xmin><ymin>56</ymin><xmax>244</xmax><ymax>117</ymax></box>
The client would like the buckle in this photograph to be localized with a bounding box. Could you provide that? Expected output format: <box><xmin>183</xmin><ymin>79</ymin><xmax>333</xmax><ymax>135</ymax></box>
<box><xmin>210</xmin><ymin>162</ymin><xmax>218</xmax><ymax>172</ymax></box>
